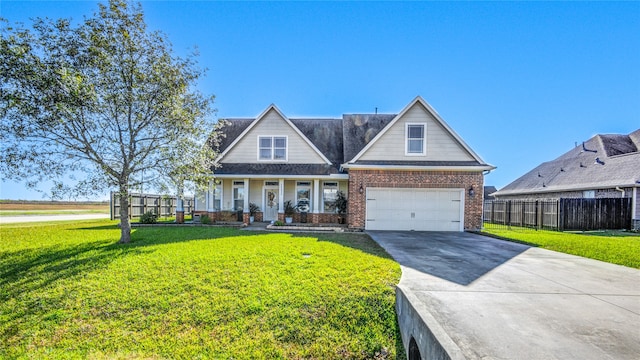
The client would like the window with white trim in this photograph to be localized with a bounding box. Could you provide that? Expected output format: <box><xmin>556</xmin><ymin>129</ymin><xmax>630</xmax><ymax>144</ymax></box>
<box><xmin>258</xmin><ymin>136</ymin><xmax>287</xmax><ymax>161</ymax></box>
<box><xmin>212</xmin><ymin>180</ymin><xmax>222</xmax><ymax>210</ymax></box>
<box><xmin>406</xmin><ymin>123</ymin><xmax>426</xmax><ymax>155</ymax></box>
<box><xmin>233</xmin><ymin>181</ymin><xmax>244</xmax><ymax>211</ymax></box>
<box><xmin>323</xmin><ymin>182</ymin><xmax>338</xmax><ymax>213</ymax></box>
<box><xmin>296</xmin><ymin>181</ymin><xmax>311</xmax><ymax>212</ymax></box>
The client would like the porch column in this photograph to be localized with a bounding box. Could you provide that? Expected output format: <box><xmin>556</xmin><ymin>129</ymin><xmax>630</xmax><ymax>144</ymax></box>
<box><xmin>313</xmin><ymin>179</ymin><xmax>320</xmax><ymax>213</ymax></box>
<box><xmin>176</xmin><ymin>184</ymin><xmax>184</xmax><ymax>224</ymax></box>
<box><xmin>243</xmin><ymin>178</ymin><xmax>250</xmax><ymax>213</ymax></box>
<box><xmin>207</xmin><ymin>180</ymin><xmax>215</xmax><ymax>221</ymax></box>
<box><xmin>632</xmin><ymin>187</ymin><xmax>637</xmax><ymax>223</ymax></box>
<box><xmin>206</xmin><ymin>181</ymin><xmax>213</xmax><ymax>212</ymax></box>
<box><xmin>278</xmin><ymin>178</ymin><xmax>284</xmax><ymax>214</ymax></box>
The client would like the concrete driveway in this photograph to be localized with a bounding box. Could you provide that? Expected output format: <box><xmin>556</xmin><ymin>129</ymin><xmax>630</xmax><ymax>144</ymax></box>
<box><xmin>367</xmin><ymin>231</ymin><xmax>640</xmax><ymax>360</ymax></box>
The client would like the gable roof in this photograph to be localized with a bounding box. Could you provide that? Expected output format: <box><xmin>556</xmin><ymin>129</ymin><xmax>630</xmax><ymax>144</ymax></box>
<box><xmin>214</xmin><ymin>97</ymin><xmax>494</xmax><ymax>175</ymax></box>
<box><xmin>493</xmin><ymin>129</ymin><xmax>640</xmax><ymax>197</ymax></box>
<box><xmin>289</xmin><ymin>118</ymin><xmax>344</xmax><ymax>166</ymax></box>
<box><xmin>342</xmin><ymin>114</ymin><xmax>397</xmax><ymax>162</ymax></box>
<box><xmin>215</xmin><ymin>104</ymin><xmax>332</xmax><ymax>165</ymax></box>
<box><xmin>344</xmin><ymin>96</ymin><xmax>492</xmax><ymax>167</ymax></box>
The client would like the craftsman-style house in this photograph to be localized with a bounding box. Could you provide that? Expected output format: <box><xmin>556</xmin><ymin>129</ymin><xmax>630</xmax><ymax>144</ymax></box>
<box><xmin>194</xmin><ymin>96</ymin><xmax>494</xmax><ymax>231</ymax></box>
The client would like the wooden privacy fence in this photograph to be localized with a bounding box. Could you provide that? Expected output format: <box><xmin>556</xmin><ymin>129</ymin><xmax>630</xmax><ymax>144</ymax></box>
<box><xmin>110</xmin><ymin>192</ymin><xmax>194</xmax><ymax>220</ymax></box>
<box><xmin>484</xmin><ymin>198</ymin><xmax>631</xmax><ymax>231</ymax></box>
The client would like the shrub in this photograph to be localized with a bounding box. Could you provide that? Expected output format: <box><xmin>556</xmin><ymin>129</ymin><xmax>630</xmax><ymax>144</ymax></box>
<box><xmin>249</xmin><ymin>202</ymin><xmax>260</xmax><ymax>216</ymax></box>
<box><xmin>201</xmin><ymin>214</ymin><xmax>211</xmax><ymax>224</ymax></box>
<box><xmin>283</xmin><ymin>200</ymin><xmax>296</xmax><ymax>216</ymax></box>
<box><xmin>139</xmin><ymin>211</ymin><xmax>157</xmax><ymax>224</ymax></box>
<box><xmin>274</xmin><ymin>220</ymin><xmax>284</xmax><ymax>226</ymax></box>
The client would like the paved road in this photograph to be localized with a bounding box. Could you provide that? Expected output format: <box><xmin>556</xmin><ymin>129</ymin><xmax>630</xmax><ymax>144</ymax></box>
<box><xmin>368</xmin><ymin>231</ymin><xmax>640</xmax><ymax>360</ymax></box>
<box><xmin>0</xmin><ymin>213</ymin><xmax>110</xmax><ymax>224</ymax></box>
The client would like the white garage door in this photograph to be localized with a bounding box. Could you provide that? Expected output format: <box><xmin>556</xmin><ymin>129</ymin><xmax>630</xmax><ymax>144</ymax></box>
<box><xmin>366</xmin><ymin>188</ymin><xmax>464</xmax><ymax>231</ymax></box>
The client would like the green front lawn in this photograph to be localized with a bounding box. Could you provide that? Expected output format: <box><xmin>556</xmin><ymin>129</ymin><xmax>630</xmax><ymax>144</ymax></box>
<box><xmin>1</xmin><ymin>220</ymin><xmax>403</xmax><ymax>359</ymax></box>
<box><xmin>482</xmin><ymin>223</ymin><xmax>640</xmax><ymax>268</ymax></box>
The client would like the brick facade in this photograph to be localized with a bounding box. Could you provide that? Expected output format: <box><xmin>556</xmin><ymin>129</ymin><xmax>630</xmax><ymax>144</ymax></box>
<box><xmin>347</xmin><ymin>170</ymin><xmax>484</xmax><ymax>231</ymax></box>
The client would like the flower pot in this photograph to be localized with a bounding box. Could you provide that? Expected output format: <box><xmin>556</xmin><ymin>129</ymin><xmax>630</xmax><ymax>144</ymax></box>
<box><xmin>249</xmin><ymin>216</ymin><xmax>255</xmax><ymax>224</ymax></box>
<box><xmin>285</xmin><ymin>217</ymin><xmax>293</xmax><ymax>224</ymax></box>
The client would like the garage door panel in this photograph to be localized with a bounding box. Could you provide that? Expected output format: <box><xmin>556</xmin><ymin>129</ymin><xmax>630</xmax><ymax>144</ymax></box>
<box><xmin>366</xmin><ymin>188</ymin><xmax>463</xmax><ymax>231</ymax></box>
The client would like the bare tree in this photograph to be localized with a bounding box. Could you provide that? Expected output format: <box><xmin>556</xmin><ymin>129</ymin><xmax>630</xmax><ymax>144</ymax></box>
<box><xmin>0</xmin><ymin>0</ymin><xmax>220</xmax><ymax>243</ymax></box>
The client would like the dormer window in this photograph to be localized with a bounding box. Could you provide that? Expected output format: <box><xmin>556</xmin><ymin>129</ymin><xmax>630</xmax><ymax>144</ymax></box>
<box><xmin>406</xmin><ymin>123</ymin><xmax>426</xmax><ymax>155</ymax></box>
<box><xmin>258</xmin><ymin>136</ymin><xmax>287</xmax><ymax>161</ymax></box>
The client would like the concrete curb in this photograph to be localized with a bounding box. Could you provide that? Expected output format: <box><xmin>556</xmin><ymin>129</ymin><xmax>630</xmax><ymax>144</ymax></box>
<box><xmin>396</xmin><ymin>283</ymin><xmax>466</xmax><ymax>360</ymax></box>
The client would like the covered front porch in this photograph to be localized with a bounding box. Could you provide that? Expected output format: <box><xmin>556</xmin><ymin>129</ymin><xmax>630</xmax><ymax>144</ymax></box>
<box><xmin>194</xmin><ymin>175</ymin><xmax>349</xmax><ymax>225</ymax></box>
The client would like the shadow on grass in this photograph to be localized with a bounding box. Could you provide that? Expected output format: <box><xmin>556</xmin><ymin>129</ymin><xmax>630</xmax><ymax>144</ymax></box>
<box><xmin>0</xmin><ymin>239</ymin><xmax>153</xmax><ymax>303</ymax></box>
<box><xmin>76</xmin><ymin>224</ymin><xmax>395</xmax><ymax>262</ymax></box>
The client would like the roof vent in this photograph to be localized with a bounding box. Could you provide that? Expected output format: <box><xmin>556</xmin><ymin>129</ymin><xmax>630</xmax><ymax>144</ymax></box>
<box><xmin>580</xmin><ymin>162</ymin><xmax>586</xmax><ymax>168</ymax></box>
<box><xmin>594</xmin><ymin>157</ymin><xmax>605</xmax><ymax>165</ymax></box>
<box><xmin>560</xmin><ymin>167</ymin><xmax>565</xmax><ymax>172</ymax></box>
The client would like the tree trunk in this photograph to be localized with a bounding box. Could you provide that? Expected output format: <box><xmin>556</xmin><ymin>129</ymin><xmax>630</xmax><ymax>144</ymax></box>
<box><xmin>118</xmin><ymin>185</ymin><xmax>131</xmax><ymax>244</ymax></box>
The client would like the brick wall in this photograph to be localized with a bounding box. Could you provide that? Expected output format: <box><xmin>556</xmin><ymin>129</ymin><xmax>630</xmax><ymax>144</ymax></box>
<box><xmin>347</xmin><ymin>170</ymin><xmax>484</xmax><ymax>231</ymax></box>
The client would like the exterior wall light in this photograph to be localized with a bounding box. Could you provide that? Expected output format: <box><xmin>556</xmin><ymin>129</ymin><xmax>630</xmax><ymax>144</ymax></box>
<box><xmin>468</xmin><ymin>186</ymin><xmax>475</xmax><ymax>197</ymax></box>
<box><xmin>359</xmin><ymin>184</ymin><xmax>364</xmax><ymax>194</ymax></box>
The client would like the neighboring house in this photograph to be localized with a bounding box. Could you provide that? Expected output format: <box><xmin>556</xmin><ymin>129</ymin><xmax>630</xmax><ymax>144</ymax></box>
<box><xmin>194</xmin><ymin>96</ymin><xmax>495</xmax><ymax>231</ymax></box>
<box><xmin>491</xmin><ymin>129</ymin><xmax>640</xmax><ymax>224</ymax></box>
<box><xmin>484</xmin><ymin>186</ymin><xmax>497</xmax><ymax>200</ymax></box>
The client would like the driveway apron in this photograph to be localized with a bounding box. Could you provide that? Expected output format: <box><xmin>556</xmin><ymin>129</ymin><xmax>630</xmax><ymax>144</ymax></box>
<box><xmin>368</xmin><ymin>231</ymin><xmax>640</xmax><ymax>360</ymax></box>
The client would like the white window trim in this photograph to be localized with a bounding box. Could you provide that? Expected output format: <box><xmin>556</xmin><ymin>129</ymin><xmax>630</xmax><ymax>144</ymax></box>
<box><xmin>322</xmin><ymin>181</ymin><xmax>339</xmax><ymax>213</ymax></box>
<box><xmin>295</xmin><ymin>181</ymin><xmax>312</xmax><ymax>212</ymax></box>
<box><xmin>212</xmin><ymin>180</ymin><xmax>222</xmax><ymax>211</ymax></box>
<box><xmin>232</xmin><ymin>181</ymin><xmax>244</xmax><ymax>211</ymax></box>
<box><xmin>257</xmin><ymin>135</ymin><xmax>288</xmax><ymax>162</ymax></box>
<box><xmin>405</xmin><ymin>123</ymin><xmax>426</xmax><ymax>156</ymax></box>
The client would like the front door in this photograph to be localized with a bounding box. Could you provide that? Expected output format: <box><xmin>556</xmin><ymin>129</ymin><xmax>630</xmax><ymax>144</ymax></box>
<box><xmin>264</xmin><ymin>188</ymin><xmax>279</xmax><ymax>221</ymax></box>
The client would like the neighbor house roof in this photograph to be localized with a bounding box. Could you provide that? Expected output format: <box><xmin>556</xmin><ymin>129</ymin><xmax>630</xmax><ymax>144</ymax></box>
<box><xmin>484</xmin><ymin>186</ymin><xmax>497</xmax><ymax>200</ymax></box>
<box><xmin>492</xmin><ymin>129</ymin><xmax>640</xmax><ymax>197</ymax></box>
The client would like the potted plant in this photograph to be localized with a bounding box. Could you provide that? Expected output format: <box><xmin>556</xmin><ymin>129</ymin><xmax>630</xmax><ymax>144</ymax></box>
<box><xmin>335</xmin><ymin>190</ymin><xmax>347</xmax><ymax>224</ymax></box>
<box><xmin>249</xmin><ymin>202</ymin><xmax>260</xmax><ymax>224</ymax></box>
<box><xmin>283</xmin><ymin>200</ymin><xmax>296</xmax><ymax>224</ymax></box>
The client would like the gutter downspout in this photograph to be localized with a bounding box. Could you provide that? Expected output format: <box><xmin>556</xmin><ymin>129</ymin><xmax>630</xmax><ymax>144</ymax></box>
<box><xmin>615</xmin><ymin>186</ymin><xmax>625</xmax><ymax>197</ymax></box>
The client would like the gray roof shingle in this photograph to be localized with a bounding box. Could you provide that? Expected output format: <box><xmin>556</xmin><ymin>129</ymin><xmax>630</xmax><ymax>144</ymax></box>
<box><xmin>342</xmin><ymin>114</ymin><xmax>396</xmax><ymax>162</ymax></box>
<box><xmin>289</xmin><ymin>118</ymin><xmax>343</xmax><ymax>166</ymax></box>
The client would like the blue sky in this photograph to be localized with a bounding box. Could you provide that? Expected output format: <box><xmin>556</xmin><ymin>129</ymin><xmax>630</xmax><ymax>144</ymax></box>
<box><xmin>1</xmin><ymin>1</ymin><xmax>639</xmax><ymax>200</ymax></box>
